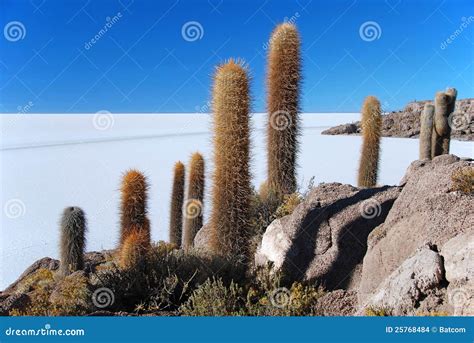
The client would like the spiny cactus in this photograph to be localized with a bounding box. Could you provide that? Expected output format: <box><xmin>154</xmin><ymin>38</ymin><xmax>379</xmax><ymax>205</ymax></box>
<box><xmin>442</xmin><ymin>87</ymin><xmax>457</xmax><ymax>154</ymax></box>
<box><xmin>183</xmin><ymin>152</ymin><xmax>205</xmax><ymax>250</ymax></box>
<box><xmin>210</xmin><ymin>59</ymin><xmax>252</xmax><ymax>258</ymax></box>
<box><xmin>419</xmin><ymin>103</ymin><xmax>434</xmax><ymax>160</ymax></box>
<box><xmin>266</xmin><ymin>23</ymin><xmax>301</xmax><ymax>197</ymax></box>
<box><xmin>119</xmin><ymin>169</ymin><xmax>150</xmax><ymax>254</ymax></box>
<box><xmin>59</xmin><ymin>207</ymin><xmax>87</xmax><ymax>277</ymax></box>
<box><xmin>169</xmin><ymin>161</ymin><xmax>185</xmax><ymax>247</ymax></box>
<box><xmin>357</xmin><ymin>96</ymin><xmax>382</xmax><ymax>188</ymax></box>
<box><xmin>119</xmin><ymin>223</ymin><xmax>150</xmax><ymax>270</ymax></box>
<box><xmin>432</xmin><ymin>91</ymin><xmax>451</xmax><ymax>158</ymax></box>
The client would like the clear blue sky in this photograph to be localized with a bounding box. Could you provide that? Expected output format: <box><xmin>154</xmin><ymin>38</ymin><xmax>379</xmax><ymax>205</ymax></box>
<box><xmin>0</xmin><ymin>0</ymin><xmax>473</xmax><ymax>113</ymax></box>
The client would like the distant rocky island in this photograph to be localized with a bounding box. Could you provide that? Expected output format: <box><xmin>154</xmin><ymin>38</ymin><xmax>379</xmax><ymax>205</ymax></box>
<box><xmin>322</xmin><ymin>98</ymin><xmax>473</xmax><ymax>141</ymax></box>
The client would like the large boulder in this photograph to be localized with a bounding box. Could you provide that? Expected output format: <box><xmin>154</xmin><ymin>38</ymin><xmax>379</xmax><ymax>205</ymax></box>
<box><xmin>358</xmin><ymin>155</ymin><xmax>473</xmax><ymax>305</ymax></box>
<box><xmin>442</xmin><ymin>233</ymin><xmax>474</xmax><ymax>316</ymax></box>
<box><xmin>358</xmin><ymin>244</ymin><xmax>446</xmax><ymax>315</ymax></box>
<box><xmin>255</xmin><ymin>183</ymin><xmax>401</xmax><ymax>290</ymax></box>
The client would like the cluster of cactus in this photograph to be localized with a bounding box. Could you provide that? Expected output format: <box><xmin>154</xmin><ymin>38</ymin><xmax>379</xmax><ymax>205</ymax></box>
<box><xmin>56</xmin><ymin>22</ymin><xmax>458</xmax><ymax>277</ymax></box>
<box><xmin>419</xmin><ymin>88</ymin><xmax>457</xmax><ymax>160</ymax></box>
<box><xmin>357</xmin><ymin>96</ymin><xmax>382</xmax><ymax>188</ymax></box>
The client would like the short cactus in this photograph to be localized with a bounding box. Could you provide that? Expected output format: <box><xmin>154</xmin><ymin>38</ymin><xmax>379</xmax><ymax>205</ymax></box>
<box><xmin>119</xmin><ymin>170</ymin><xmax>151</xmax><ymax>257</ymax></box>
<box><xmin>169</xmin><ymin>161</ymin><xmax>185</xmax><ymax>247</ymax></box>
<box><xmin>209</xmin><ymin>59</ymin><xmax>252</xmax><ymax>258</ymax></box>
<box><xmin>419</xmin><ymin>103</ymin><xmax>434</xmax><ymax>160</ymax></box>
<box><xmin>119</xmin><ymin>223</ymin><xmax>150</xmax><ymax>270</ymax></box>
<box><xmin>183</xmin><ymin>152</ymin><xmax>205</xmax><ymax>250</ymax></box>
<box><xmin>266</xmin><ymin>23</ymin><xmax>301</xmax><ymax>197</ymax></box>
<box><xmin>357</xmin><ymin>96</ymin><xmax>382</xmax><ymax>188</ymax></box>
<box><xmin>59</xmin><ymin>207</ymin><xmax>87</xmax><ymax>277</ymax></box>
<box><xmin>431</xmin><ymin>91</ymin><xmax>451</xmax><ymax>158</ymax></box>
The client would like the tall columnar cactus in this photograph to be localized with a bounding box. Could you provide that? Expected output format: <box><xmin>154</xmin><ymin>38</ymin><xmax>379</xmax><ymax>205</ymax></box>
<box><xmin>119</xmin><ymin>170</ymin><xmax>151</xmax><ymax>257</ymax></box>
<box><xmin>431</xmin><ymin>91</ymin><xmax>451</xmax><ymax>158</ymax></box>
<box><xmin>266</xmin><ymin>23</ymin><xmax>301</xmax><ymax>197</ymax></box>
<box><xmin>210</xmin><ymin>59</ymin><xmax>252</xmax><ymax>257</ymax></box>
<box><xmin>357</xmin><ymin>96</ymin><xmax>382</xmax><ymax>188</ymax></box>
<box><xmin>419</xmin><ymin>103</ymin><xmax>434</xmax><ymax>160</ymax></box>
<box><xmin>442</xmin><ymin>87</ymin><xmax>457</xmax><ymax>154</ymax></box>
<box><xmin>169</xmin><ymin>161</ymin><xmax>185</xmax><ymax>247</ymax></box>
<box><xmin>59</xmin><ymin>207</ymin><xmax>87</xmax><ymax>277</ymax></box>
<box><xmin>183</xmin><ymin>152</ymin><xmax>205</xmax><ymax>250</ymax></box>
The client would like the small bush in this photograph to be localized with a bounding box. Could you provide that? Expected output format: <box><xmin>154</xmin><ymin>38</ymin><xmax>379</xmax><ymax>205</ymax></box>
<box><xmin>179</xmin><ymin>278</ymin><xmax>245</xmax><ymax>316</ymax></box>
<box><xmin>451</xmin><ymin>167</ymin><xmax>474</xmax><ymax>194</ymax></box>
<box><xmin>365</xmin><ymin>306</ymin><xmax>392</xmax><ymax>316</ymax></box>
<box><xmin>274</xmin><ymin>192</ymin><xmax>303</xmax><ymax>219</ymax></box>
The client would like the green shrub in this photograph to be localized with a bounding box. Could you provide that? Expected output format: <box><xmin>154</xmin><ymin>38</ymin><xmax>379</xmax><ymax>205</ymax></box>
<box><xmin>179</xmin><ymin>278</ymin><xmax>245</xmax><ymax>316</ymax></box>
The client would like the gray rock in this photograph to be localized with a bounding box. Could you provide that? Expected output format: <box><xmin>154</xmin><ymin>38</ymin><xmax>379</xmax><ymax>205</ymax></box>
<box><xmin>358</xmin><ymin>244</ymin><xmax>445</xmax><ymax>316</ymax></box>
<box><xmin>255</xmin><ymin>183</ymin><xmax>401</xmax><ymax>290</ymax></box>
<box><xmin>193</xmin><ymin>224</ymin><xmax>212</xmax><ymax>251</ymax></box>
<box><xmin>359</xmin><ymin>155</ymin><xmax>474</xmax><ymax>305</ymax></box>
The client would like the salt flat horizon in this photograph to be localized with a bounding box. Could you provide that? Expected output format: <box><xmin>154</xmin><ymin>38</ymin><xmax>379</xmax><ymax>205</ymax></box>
<box><xmin>1</xmin><ymin>113</ymin><xmax>472</xmax><ymax>290</ymax></box>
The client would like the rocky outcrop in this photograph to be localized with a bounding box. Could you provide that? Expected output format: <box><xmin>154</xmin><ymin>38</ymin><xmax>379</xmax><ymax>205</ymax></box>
<box><xmin>358</xmin><ymin>244</ymin><xmax>447</xmax><ymax>315</ymax></box>
<box><xmin>255</xmin><ymin>183</ymin><xmax>401</xmax><ymax>290</ymax></box>
<box><xmin>322</xmin><ymin>98</ymin><xmax>473</xmax><ymax>141</ymax></box>
<box><xmin>442</xmin><ymin>233</ymin><xmax>474</xmax><ymax>316</ymax></box>
<box><xmin>193</xmin><ymin>224</ymin><xmax>211</xmax><ymax>251</ymax></box>
<box><xmin>358</xmin><ymin>155</ymin><xmax>473</xmax><ymax>314</ymax></box>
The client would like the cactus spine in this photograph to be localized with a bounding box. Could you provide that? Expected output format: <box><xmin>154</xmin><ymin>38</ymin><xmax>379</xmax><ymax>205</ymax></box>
<box><xmin>419</xmin><ymin>103</ymin><xmax>434</xmax><ymax>160</ymax></box>
<box><xmin>266</xmin><ymin>23</ymin><xmax>301</xmax><ymax>197</ymax></box>
<box><xmin>169</xmin><ymin>161</ymin><xmax>185</xmax><ymax>247</ymax></box>
<box><xmin>59</xmin><ymin>207</ymin><xmax>87</xmax><ymax>277</ymax></box>
<box><xmin>431</xmin><ymin>91</ymin><xmax>451</xmax><ymax>158</ymax></box>
<box><xmin>357</xmin><ymin>96</ymin><xmax>382</xmax><ymax>188</ymax></box>
<box><xmin>183</xmin><ymin>152</ymin><xmax>205</xmax><ymax>250</ymax></box>
<box><xmin>210</xmin><ymin>59</ymin><xmax>252</xmax><ymax>258</ymax></box>
<box><xmin>119</xmin><ymin>170</ymin><xmax>151</xmax><ymax>266</ymax></box>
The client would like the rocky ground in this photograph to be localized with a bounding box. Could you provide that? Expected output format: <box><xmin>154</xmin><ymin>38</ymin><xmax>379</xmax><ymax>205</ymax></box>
<box><xmin>322</xmin><ymin>98</ymin><xmax>474</xmax><ymax>141</ymax></box>
<box><xmin>1</xmin><ymin>155</ymin><xmax>473</xmax><ymax>316</ymax></box>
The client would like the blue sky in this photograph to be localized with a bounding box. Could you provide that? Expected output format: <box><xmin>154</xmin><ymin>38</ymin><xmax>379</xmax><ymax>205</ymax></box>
<box><xmin>0</xmin><ymin>0</ymin><xmax>473</xmax><ymax>113</ymax></box>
